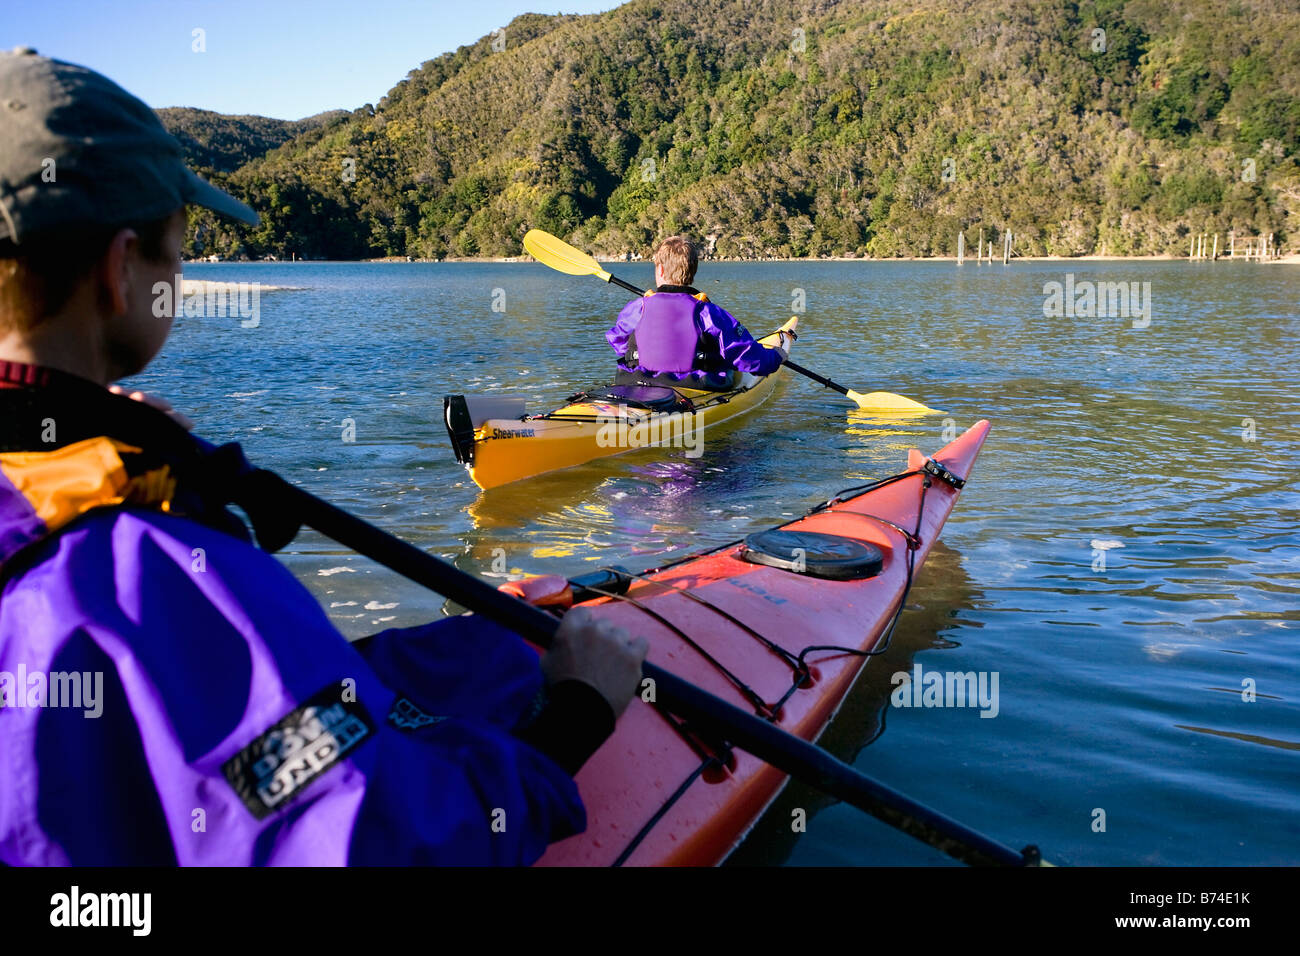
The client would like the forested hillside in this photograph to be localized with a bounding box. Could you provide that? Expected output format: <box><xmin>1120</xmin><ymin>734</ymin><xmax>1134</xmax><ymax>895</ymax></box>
<box><xmin>157</xmin><ymin>108</ymin><xmax>350</xmax><ymax>175</ymax></box>
<box><xmin>180</xmin><ymin>0</ymin><xmax>1300</xmax><ymax>260</ymax></box>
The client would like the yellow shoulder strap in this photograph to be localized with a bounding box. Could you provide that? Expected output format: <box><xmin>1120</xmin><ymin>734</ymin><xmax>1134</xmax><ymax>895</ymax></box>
<box><xmin>0</xmin><ymin>436</ymin><xmax>175</xmax><ymax>531</ymax></box>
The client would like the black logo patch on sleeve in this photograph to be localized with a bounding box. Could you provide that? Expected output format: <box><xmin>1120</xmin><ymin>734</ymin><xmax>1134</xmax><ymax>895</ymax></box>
<box><xmin>222</xmin><ymin>686</ymin><xmax>375</xmax><ymax>820</ymax></box>
<box><xmin>387</xmin><ymin>696</ymin><xmax>448</xmax><ymax>732</ymax></box>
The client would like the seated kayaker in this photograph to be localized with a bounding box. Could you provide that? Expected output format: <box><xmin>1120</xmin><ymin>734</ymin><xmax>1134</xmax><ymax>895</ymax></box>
<box><xmin>607</xmin><ymin>236</ymin><xmax>790</xmax><ymax>390</ymax></box>
<box><xmin>0</xmin><ymin>49</ymin><xmax>648</xmax><ymax>866</ymax></box>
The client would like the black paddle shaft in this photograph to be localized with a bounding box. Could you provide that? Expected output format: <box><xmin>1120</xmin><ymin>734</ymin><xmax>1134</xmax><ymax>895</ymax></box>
<box><xmin>261</xmin><ymin>471</ymin><xmax>1037</xmax><ymax>867</ymax></box>
<box><xmin>607</xmin><ymin>274</ymin><xmax>646</xmax><ymax>297</ymax></box>
<box><xmin>781</xmin><ymin>358</ymin><xmax>852</xmax><ymax>397</ymax></box>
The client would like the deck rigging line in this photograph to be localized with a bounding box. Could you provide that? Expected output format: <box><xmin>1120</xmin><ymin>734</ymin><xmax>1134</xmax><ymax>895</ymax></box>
<box><xmin>581</xmin><ymin>466</ymin><xmax>937</xmax><ymax>864</ymax></box>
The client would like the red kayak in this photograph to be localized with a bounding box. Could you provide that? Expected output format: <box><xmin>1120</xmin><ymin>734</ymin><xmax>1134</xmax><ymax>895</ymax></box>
<box><xmin>525</xmin><ymin>419</ymin><xmax>991</xmax><ymax>866</ymax></box>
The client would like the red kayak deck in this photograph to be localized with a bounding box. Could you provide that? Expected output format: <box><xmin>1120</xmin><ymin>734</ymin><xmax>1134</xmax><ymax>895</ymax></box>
<box><xmin>535</xmin><ymin>419</ymin><xmax>991</xmax><ymax>866</ymax></box>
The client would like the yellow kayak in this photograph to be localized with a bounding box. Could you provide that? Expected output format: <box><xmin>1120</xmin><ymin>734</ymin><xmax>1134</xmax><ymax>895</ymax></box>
<box><xmin>444</xmin><ymin>317</ymin><xmax>798</xmax><ymax>490</ymax></box>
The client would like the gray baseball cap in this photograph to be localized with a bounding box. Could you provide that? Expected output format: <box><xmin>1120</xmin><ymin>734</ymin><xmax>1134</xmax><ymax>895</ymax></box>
<box><xmin>0</xmin><ymin>46</ymin><xmax>258</xmax><ymax>244</ymax></box>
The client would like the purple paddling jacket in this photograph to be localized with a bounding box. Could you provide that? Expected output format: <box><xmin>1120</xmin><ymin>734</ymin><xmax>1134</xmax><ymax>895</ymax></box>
<box><xmin>606</xmin><ymin>287</ymin><xmax>783</xmax><ymax>382</ymax></box>
<box><xmin>0</xmin><ymin>506</ymin><xmax>586</xmax><ymax>865</ymax></box>
<box><xmin>0</xmin><ymin>372</ymin><xmax>590</xmax><ymax>866</ymax></box>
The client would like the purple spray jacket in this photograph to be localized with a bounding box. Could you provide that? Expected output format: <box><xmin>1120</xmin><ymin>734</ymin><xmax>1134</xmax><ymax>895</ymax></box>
<box><xmin>606</xmin><ymin>288</ymin><xmax>784</xmax><ymax>382</ymax></box>
<box><xmin>0</xmin><ymin>388</ymin><xmax>587</xmax><ymax>865</ymax></box>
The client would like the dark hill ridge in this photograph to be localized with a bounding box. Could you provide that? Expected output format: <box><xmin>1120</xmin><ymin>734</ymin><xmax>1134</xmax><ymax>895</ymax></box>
<box><xmin>157</xmin><ymin>108</ymin><xmax>350</xmax><ymax>175</ymax></box>
<box><xmin>179</xmin><ymin>0</ymin><xmax>1300</xmax><ymax>260</ymax></box>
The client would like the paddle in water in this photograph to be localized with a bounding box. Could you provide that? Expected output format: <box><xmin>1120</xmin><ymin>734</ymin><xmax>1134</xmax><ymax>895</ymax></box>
<box><xmin>522</xmin><ymin>229</ymin><xmax>939</xmax><ymax>414</ymax></box>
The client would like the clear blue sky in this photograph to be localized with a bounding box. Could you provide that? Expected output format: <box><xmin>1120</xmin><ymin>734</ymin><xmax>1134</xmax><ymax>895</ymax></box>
<box><xmin>2</xmin><ymin>0</ymin><xmax>626</xmax><ymax>119</ymax></box>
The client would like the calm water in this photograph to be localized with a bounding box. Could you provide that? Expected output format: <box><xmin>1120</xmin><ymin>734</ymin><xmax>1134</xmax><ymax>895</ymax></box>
<box><xmin>132</xmin><ymin>260</ymin><xmax>1300</xmax><ymax>866</ymax></box>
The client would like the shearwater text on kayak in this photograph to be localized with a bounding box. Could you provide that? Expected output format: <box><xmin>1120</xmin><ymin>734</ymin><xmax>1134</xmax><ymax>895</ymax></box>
<box><xmin>595</xmin><ymin>408</ymin><xmax>706</xmax><ymax>458</ymax></box>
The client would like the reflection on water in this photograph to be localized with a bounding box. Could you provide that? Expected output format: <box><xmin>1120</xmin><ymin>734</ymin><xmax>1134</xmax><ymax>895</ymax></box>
<box><xmin>843</xmin><ymin>407</ymin><xmax>937</xmax><ymax>477</ymax></box>
<box><xmin>129</xmin><ymin>260</ymin><xmax>1300</xmax><ymax>865</ymax></box>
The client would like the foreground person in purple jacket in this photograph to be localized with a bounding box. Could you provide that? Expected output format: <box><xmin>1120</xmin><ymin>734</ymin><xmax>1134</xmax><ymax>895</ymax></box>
<box><xmin>607</xmin><ymin>236</ymin><xmax>791</xmax><ymax>389</ymax></box>
<box><xmin>0</xmin><ymin>49</ymin><xmax>647</xmax><ymax>865</ymax></box>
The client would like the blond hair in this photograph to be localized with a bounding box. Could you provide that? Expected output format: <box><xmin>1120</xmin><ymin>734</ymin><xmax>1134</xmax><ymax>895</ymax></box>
<box><xmin>653</xmin><ymin>236</ymin><xmax>698</xmax><ymax>286</ymax></box>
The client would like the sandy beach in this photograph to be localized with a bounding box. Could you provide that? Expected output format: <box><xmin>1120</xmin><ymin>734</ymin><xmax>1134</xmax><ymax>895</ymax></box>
<box><xmin>179</xmin><ymin>278</ymin><xmax>307</xmax><ymax>293</ymax></box>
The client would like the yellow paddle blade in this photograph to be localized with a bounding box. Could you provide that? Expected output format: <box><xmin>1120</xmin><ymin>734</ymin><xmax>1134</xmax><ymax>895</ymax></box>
<box><xmin>845</xmin><ymin>390</ymin><xmax>941</xmax><ymax>415</ymax></box>
<box><xmin>523</xmin><ymin>229</ymin><xmax>613</xmax><ymax>282</ymax></box>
